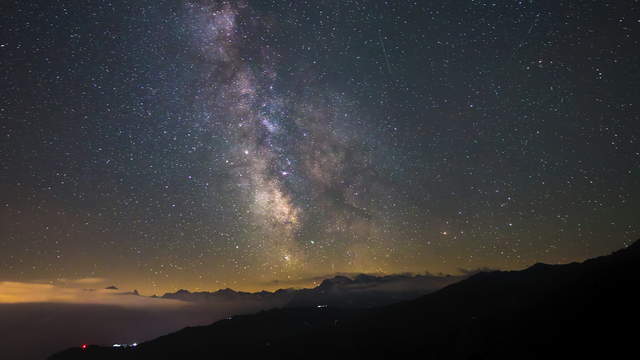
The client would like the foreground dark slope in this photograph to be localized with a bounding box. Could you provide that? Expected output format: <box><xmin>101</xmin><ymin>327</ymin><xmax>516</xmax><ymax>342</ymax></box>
<box><xmin>51</xmin><ymin>240</ymin><xmax>640</xmax><ymax>360</ymax></box>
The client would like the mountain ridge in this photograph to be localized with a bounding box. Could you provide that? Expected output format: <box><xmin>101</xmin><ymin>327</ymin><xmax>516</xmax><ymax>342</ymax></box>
<box><xmin>159</xmin><ymin>272</ymin><xmax>470</xmax><ymax>308</ymax></box>
<box><xmin>50</xmin><ymin>240</ymin><xmax>640</xmax><ymax>359</ymax></box>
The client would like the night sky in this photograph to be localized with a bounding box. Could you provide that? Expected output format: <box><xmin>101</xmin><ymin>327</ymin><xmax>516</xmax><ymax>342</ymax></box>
<box><xmin>2</xmin><ymin>0</ymin><xmax>639</xmax><ymax>295</ymax></box>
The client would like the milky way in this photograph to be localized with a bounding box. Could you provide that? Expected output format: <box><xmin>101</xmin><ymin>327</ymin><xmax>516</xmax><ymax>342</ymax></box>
<box><xmin>186</xmin><ymin>1</ymin><xmax>393</xmax><ymax>276</ymax></box>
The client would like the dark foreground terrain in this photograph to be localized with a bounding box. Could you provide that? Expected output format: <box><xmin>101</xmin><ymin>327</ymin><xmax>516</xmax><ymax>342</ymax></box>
<box><xmin>51</xmin><ymin>240</ymin><xmax>640</xmax><ymax>360</ymax></box>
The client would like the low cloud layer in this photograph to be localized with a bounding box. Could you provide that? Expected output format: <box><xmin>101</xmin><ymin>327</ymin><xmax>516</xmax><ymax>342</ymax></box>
<box><xmin>0</xmin><ymin>283</ymin><xmax>270</xmax><ymax>360</ymax></box>
<box><xmin>58</xmin><ymin>277</ymin><xmax>109</xmax><ymax>285</ymax></box>
<box><xmin>0</xmin><ymin>271</ymin><xmax>487</xmax><ymax>360</ymax></box>
<box><xmin>0</xmin><ymin>281</ymin><xmax>187</xmax><ymax>308</ymax></box>
<box><xmin>263</xmin><ymin>270</ymin><xmax>492</xmax><ymax>290</ymax></box>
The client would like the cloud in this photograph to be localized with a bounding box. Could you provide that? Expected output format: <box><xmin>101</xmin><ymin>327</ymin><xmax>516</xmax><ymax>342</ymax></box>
<box><xmin>52</xmin><ymin>277</ymin><xmax>109</xmax><ymax>286</ymax></box>
<box><xmin>68</xmin><ymin>277</ymin><xmax>108</xmax><ymax>285</ymax></box>
<box><xmin>263</xmin><ymin>270</ymin><xmax>495</xmax><ymax>289</ymax></box>
<box><xmin>457</xmin><ymin>267</ymin><xmax>497</xmax><ymax>275</ymax></box>
<box><xmin>265</xmin><ymin>272</ymin><xmax>387</xmax><ymax>287</ymax></box>
<box><xmin>0</xmin><ymin>281</ymin><xmax>188</xmax><ymax>308</ymax></box>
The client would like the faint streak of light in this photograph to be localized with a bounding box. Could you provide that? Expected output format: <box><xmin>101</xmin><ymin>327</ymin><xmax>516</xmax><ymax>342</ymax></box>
<box><xmin>514</xmin><ymin>13</ymin><xmax>540</xmax><ymax>54</ymax></box>
<box><xmin>527</xmin><ymin>13</ymin><xmax>540</xmax><ymax>35</ymax></box>
<box><xmin>378</xmin><ymin>29</ymin><xmax>393</xmax><ymax>76</ymax></box>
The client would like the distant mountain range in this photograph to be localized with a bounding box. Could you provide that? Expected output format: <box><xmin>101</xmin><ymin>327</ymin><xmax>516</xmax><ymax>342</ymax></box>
<box><xmin>159</xmin><ymin>272</ymin><xmax>470</xmax><ymax>309</ymax></box>
<box><xmin>50</xmin><ymin>240</ymin><xmax>640</xmax><ymax>359</ymax></box>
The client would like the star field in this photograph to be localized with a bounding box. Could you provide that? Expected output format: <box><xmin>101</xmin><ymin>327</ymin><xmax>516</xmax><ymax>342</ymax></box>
<box><xmin>1</xmin><ymin>0</ymin><xmax>639</xmax><ymax>294</ymax></box>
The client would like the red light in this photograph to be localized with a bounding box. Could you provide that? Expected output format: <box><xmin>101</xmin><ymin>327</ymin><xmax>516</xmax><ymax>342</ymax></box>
<box><xmin>81</xmin><ymin>344</ymin><xmax>87</xmax><ymax>350</ymax></box>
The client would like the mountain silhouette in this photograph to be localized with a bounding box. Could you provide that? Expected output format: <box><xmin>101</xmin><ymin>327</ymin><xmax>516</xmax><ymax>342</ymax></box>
<box><xmin>159</xmin><ymin>273</ymin><xmax>465</xmax><ymax>309</ymax></box>
<box><xmin>49</xmin><ymin>240</ymin><xmax>640</xmax><ymax>359</ymax></box>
